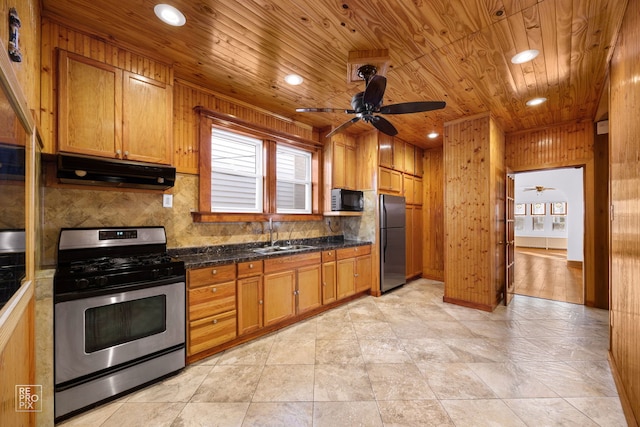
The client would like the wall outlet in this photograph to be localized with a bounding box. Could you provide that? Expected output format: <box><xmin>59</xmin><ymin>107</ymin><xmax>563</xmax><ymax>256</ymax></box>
<box><xmin>162</xmin><ymin>194</ymin><xmax>173</xmax><ymax>208</ymax></box>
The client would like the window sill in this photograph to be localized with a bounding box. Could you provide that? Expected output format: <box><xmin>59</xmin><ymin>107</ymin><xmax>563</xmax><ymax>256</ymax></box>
<box><xmin>191</xmin><ymin>212</ymin><xmax>325</xmax><ymax>223</ymax></box>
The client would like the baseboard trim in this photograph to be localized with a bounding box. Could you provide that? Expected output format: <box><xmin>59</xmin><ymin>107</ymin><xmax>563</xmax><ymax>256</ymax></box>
<box><xmin>443</xmin><ymin>296</ymin><xmax>494</xmax><ymax>312</ymax></box>
<box><xmin>608</xmin><ymin>351</ymin><xmax>639</xmax><ymax>427</ymax></box>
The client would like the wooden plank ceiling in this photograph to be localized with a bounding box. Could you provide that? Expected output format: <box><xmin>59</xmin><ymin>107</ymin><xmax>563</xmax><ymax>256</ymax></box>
<box><xmin>41</xmin><ymin>0</ymin><xmax>627</xmax><ymax>149</ymax></box>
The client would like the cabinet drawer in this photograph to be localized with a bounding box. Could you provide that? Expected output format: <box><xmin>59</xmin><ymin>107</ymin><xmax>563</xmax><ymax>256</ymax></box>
<box><xmin>188</xmin><ymin>264</ymin><xmax>236</xmax><ymax>287</ymax></box>
<box><xmin>188</xmin><ymin>310</ymin><xmax>237</xmax><ymax>356</ymax></box>
<box><xmin>237</xmin><ymin>260</ymin><xmax>263</xmax><ymax>278</ymax></box>
<box><xmin>337</xmin><ymin>245</ymin><xmax>371</xmax><ymax>260</ymax></box>
<box><xmin>322</xmin><ymin>250</ymin><xmax>336</xmax><ymax>262</ymax></box>
<box><xmin>264</xmin><ymin>252</ymin><xmax>321</xmax><ymax>273</ymax></box>
<box><xmin>189</xmin><ymin>281</ymin><xmax>236</xmax><ymax>320</ymax></box>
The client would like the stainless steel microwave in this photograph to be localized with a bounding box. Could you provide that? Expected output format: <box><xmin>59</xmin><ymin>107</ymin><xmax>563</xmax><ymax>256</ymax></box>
<box><xmin>331</xmin><ymin>189</ymin><xmax>364</xmax><ymax>211</ymax></box>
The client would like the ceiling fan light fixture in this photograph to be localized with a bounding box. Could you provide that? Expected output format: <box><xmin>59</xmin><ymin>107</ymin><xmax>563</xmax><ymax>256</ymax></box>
<box><xmin>511</xmin><ymin>49</ymin><xmax>539</xmax><ymax>64</ymax></box>
<box><xmin>284</xmin><ymin>74</ymin><xmax>304</xmax><ymax>85</ymax></box>
<box><xmin>154</xmin><ymin>4</ymin><xmax>186</xmax><ymax>26</ymax></box>
<box><xmin>427</xmin><ymin>132</ymin><xmax>439</xmax><ymax>139</ymax></box>
<box><xmin>526</xmin><ymin>97</ymin><xmax>547</xmax><ymax>106</ymax></box>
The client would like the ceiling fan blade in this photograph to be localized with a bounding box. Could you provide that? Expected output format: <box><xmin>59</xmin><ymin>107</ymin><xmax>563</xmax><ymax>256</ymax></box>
<box><xmin>325</xmin><ymin>117</ymin><xmax>360</xmax><ymax>138</ymax></box>
<box><xmin>363</xmin><ymin>75</ymin><xmax>386</xmax><ymax>109</ymax></box>
<box><xmin>296</xmin><ymin>107</ymin><xmax>354</xmax><ymax>114</ymax></box>
<box><xmin>370</xmin><ymin>115</ymin><xmax>398</xmax><ymax>136</ymax></box>
<box><xmin>379</xmin><ymin>101</ymin><xmax>446</xmax><ymax>115</ymax></box>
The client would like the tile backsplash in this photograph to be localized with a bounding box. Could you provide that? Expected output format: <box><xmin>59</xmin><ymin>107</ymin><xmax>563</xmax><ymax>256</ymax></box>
<box><xmin>42</xmin><ymin>172</ymin><xmax>366</xmax><ymax>266</ymax></box>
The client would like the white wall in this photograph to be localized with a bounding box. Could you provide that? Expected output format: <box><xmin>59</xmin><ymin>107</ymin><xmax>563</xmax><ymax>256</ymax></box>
<box><xmin>515</xmin><ymin>168</ymin><xmax>584</xmax><ymax>262</ymax></box>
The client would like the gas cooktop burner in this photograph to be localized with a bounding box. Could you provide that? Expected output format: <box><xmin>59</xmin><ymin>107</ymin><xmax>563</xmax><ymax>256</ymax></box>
<box><xmin>54</xmin><ymin>227</ymin><xmax>185</xmax><ymax>299</ymax></box>
<box><xmin>68</xmin><ymin>254</ymin><xmax>174</xmax><ymax>273</ymax></box>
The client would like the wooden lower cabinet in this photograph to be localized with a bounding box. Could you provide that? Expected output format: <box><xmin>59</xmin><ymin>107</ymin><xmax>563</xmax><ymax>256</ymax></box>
<box><xmin>321</xmin><ymin>250</ymin><xmax>337</xmax><ymax>304</ymax></box>
<box><xmin>186</xmin><ymin>245</ymin><xmax>371</xmax><ymax>362</ymax></box>
<box><xmin>337</xmin><ymin>258</ymin><xmax>356</xmax><ymax>299</ymax></box>
<box><xmin>263</xmin><ymin>270</ymin><xmax>296</xmax><ymax>326</ymax></box>
<box><xmin>406</xmin><ymin>205</ymin><xmax>423</xmax><ymax>278</ymax></box>
<box><xmin>188</xmin><ymin>310</ymin><xmax>237</xmax><ymax>355</ymax></box>
<box><xmin>187</xmin><ymin>264</ymin><xmax>237</xmax><ymax>357</ymax></box>
<box><xmin>337</xmin><ymin>245</ymin><xmax>373</xmax><ymax>299</ymax></box>
<box><xmin>355</xmin><ymin>254</ymin><xmax>372</xmax><ymax>293</ymax></box>
<box><xmin>297</xmin><ymin>264</ymin><xmax>322</xmax><ymax>314</ymax></box>
<box><xmin>237</xmin><ymin>275</ymin><xmax>263</xmax><ymax>335</ymax></box>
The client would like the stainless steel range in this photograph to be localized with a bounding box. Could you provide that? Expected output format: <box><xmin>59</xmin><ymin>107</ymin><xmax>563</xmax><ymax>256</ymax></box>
<box><xmin>54</xmin><ymin>226</ymin><xmax>185</xmax><ymax>421</ymax></box>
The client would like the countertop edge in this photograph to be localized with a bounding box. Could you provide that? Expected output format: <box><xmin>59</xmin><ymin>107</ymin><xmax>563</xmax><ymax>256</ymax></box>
<box><xmin>175</xmin><ymin>240</ymin><xmax>372</xmax><ymax>269</ymax></box>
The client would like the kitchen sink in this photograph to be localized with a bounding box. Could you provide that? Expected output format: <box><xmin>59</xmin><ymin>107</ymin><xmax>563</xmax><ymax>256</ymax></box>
<box><xmin>252</xmin><ymin>244</ymin><xmax>315</xmax><ymax>254</ymax></box>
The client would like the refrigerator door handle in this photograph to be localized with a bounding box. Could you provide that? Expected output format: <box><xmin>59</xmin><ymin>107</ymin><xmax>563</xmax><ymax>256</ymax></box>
<box><xmin>382</xmin><ymin>228</ymin><xmax>387</xmax><ymax>262</ymax></box>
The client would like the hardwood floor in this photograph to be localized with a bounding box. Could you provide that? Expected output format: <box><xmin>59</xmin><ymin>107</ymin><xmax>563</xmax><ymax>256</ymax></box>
<box><xmin>514</xmin><ymin>247</ymin><xmax>584</xmax><ymax>304</ymax></box>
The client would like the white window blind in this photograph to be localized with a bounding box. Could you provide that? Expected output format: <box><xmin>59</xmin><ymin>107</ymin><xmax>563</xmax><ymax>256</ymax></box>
<box><xmin>276</xmin><ymin>145</ymin><xmax>311</xmax><ymax>213</ymax></box>
<box><xmin>210</xmin><ymin>128</ymin><xmax>263</xmax><ymax>212</ymax></box>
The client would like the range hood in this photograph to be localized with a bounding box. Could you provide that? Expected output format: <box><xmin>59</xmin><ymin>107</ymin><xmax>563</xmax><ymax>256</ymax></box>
<box><xmin>56</xmin><ymin>153</ymin><xmax>176</xmax><ymax>190</ymax></box>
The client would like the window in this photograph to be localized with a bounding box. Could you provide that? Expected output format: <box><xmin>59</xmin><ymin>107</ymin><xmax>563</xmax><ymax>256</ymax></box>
<box><xmin>195</xmin><ymin>107</ymin><xmax>321</xmax><ymax>222</ymax></box>
<box><xmin>210</xmin><ymin>129</ymin><xmax>263</xmax><ymax>213</ymax></box>
<box><xmin>276</xmin><ymin>145</ymin><xmax>311</xmax><ymax>213</ymax></box>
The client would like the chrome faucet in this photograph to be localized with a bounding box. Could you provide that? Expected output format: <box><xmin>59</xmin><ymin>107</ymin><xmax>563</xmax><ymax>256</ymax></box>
<box><xmin>268</xmin><ymin>218</ymin><xmax>278</xmax><ymax>246</ymax></box>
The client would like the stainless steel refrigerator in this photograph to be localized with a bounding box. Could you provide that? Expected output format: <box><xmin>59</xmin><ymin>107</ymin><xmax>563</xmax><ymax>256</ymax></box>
<box><xmin>380</xmin><ymin>194</ymin><xmax>406</xmax><ymax>292</ymax></box>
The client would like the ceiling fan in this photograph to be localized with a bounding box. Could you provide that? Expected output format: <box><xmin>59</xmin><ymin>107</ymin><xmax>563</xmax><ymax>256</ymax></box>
<box><xmin>523</xmin><ymin>185</ymin><xmax>556</xmax><ymax>193</ymax></box>
<box><xmin>296</xmin><ymin>65</ymin><xmax>446</xmax><ymax>138</ymax></box>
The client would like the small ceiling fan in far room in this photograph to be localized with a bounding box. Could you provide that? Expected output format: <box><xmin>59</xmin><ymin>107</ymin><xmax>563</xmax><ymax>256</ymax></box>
<box><xmin>523</xmin><ymin>185</ymin><xmax>556</xmax><ymax>193</ymax></box>
<box><xmin>295</xmin><ymin>65</ymin><xmax>446</xmax><ymax>138</ymax></box>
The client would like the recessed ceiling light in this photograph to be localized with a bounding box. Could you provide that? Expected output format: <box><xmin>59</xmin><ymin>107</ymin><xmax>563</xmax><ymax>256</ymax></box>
<box><xmin>154</xmin><ymin>4</ymin><xmax>186</xmax><ymax>26</ymax></box>
<box><xmin>427</xmin><ymin>132</ymin><xmax>439</xmax><ymax>139</ymax></box>
<box><xmin>511</xmin><ymin>49</ymin><xmax>539</xmax><ymax>64</ymax></box>
<box><xmin>284</xmin><ymin>74</ymin><xmax>304</xmax><ymax>85</ymax></box>
<box><xmin>526</xmin><ymin>97</ymin><xmax>547</xmax><ymax>106</ymax></box>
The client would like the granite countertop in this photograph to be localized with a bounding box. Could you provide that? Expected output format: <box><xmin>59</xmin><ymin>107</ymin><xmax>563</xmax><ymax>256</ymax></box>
<box><xmin>169</xmin><ymin>236</ymin><xmax>372</xmax><ymax>269</ymax></box>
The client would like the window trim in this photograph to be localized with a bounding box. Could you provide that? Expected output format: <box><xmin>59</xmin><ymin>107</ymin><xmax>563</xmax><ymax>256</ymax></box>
<box><xmin>194</xmin><ymin>107</ymin><xmax>323</xmax><ymax>222</ymax></box>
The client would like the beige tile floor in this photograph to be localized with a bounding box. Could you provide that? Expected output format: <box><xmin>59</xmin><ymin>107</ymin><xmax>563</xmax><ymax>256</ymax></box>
<box><xmin>60</xmin><ymin>279</ymin><xmax>627</xmax><ymax>427</ymax></box>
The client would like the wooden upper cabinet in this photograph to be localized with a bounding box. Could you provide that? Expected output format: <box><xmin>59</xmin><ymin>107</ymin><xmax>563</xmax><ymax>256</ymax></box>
<box><xmin>122</xmin><ymin>72</ymin><xmax>172</xmax><ymax>164</ymax></box>
<box><xmin>57</xmin><ymin>50</ymin><xmax>172</xmax><ymax>164</ymax></box>
<box><xmin>414</xmin><ymin>147</ymin><xmax>424</xmax><ymax>177</ymax></box>
<box><xmin>403</xmin><ymin>142</ymin><xmax>415</xmax><ymax>175</ymax></box>
<box><xmin>378</xmin><ymin>133</ymin><xmax>394</xmax><ymax>169</ymax></box>
<box><xmin>329</xmin><ymin>133</ymin><xmax>357</xmax><ymax>190</ymax></box>
<box><xmin>58</xmin><ymin>51</ymin><xmax>121</xmax><ymax>158</ymax></box>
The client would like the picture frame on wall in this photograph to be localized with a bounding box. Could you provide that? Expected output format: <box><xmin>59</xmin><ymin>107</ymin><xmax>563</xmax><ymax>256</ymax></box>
<box><xmin>551</xmin><ymin>202</ymin><xmax>567</xmax><ymax>215</ymax></box>
<box><xmin>514</xmin><ymin>203</ymin><xmax>526</xmax><ymax>215</ymax></box>
<box><xmin>531</xmin><ymin>202</ymin><xmax>546</xmax><ymax>215</ymax></box>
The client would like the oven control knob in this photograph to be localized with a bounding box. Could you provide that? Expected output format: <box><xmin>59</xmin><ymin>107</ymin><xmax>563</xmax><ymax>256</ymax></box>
<box><xmin>76</xmin><ymin>278</ymin><xmax>90</xmax><ymax>289</ymax></box>
<box><xmin>95</xmin><ymin>276</ymin><xmax>108</xmax><ymax>287</ymax></box>
<box><xmin>152</xmin><ymin>269</ymin><xmax>160</xmax><ymax>279</ymax></box>
<box><xmin>164</xmin><ymin>267</ymin><xmax>173</xmax><ymax>277</ymax></box>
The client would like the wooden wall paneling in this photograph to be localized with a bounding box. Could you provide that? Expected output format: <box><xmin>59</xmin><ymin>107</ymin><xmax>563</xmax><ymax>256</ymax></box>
<box><xmin>505</xmin><ymin>120</ymin><xmax>601</xmax><ymax>309</ymax></box>
<box><xmin>593</xmin><ymin>129</ymin><xmax>609</xmax><ymax>309</ymax></box>
<box><xmin>490</xmin><ymin>118</ymin><xmax>506</xmax><ymax>305</ymax></box>
<box><xmin>609</xmin><ymin>0</ymin><xmax>640</xmax><ymax>422</ymax></box>
<box><xmin>0</xmin><ymin>286</ymin><xmax>35</xmax><ymax>427</ymax></box>
<box><xmin>443</xmin><ymin>113</ymin><xmax>496</xmax><ymax>310</ymax></box>
<box><xmin>423</xmin><ymin>147</ymin><xmax>444</xmax><ymax>281</ymax></box>
<box><xmin>173</xmin><ymin>79</ymin><xmax>315</xmax><ymax>174</ymax></box>
<box><xmin>40</xmin><ymin>18</ymin><xmax>173</xmax><ymax>154</ymax></box>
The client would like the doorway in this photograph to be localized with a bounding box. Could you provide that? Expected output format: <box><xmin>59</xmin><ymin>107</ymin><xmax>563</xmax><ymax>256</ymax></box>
<box><xmin>512</xmin><ymin>167</ymin><xmax>585</xmax><ymax>304</ymax></box>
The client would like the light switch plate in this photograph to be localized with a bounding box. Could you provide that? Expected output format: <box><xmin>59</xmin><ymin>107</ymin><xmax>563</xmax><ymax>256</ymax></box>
<box><xmin>162</xmin><ymin>194</ymin><xmax>173</xmax><ymax>208</ymax></box>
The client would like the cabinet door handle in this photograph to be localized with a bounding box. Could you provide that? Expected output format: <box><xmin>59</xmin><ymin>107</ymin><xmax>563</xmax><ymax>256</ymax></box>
<box><xmin>249</xmin><ymin>263</ymin><xmax>254</xmax><ymax>268</ymax></box>
<box><xmin>124</xmin><ymin>150</ymin><xmax>129</xmax><ymax>158</ymax></box>
<box><xmin>211</xmin><ymin>269</ymin><xmax>217</xmax><ymax>275</ymax></box>
<box><xmin>354</xmin><ymin>273</ymin><xmax>359</xmax><ymax>277</ymax></box>
<box><xmin>212</xmin><ymin>287</ymin><xmax>217</xmax><ymax>293</ymax></box>
<box><xmin>259</xmin><ymin>300</ymin><xmax>263</xmax><ymax>305</ymax></box>
<box><xmin>212</xmin><ymin>319</ymin><xmax>218</xmax><ymax>324</ymax></box>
